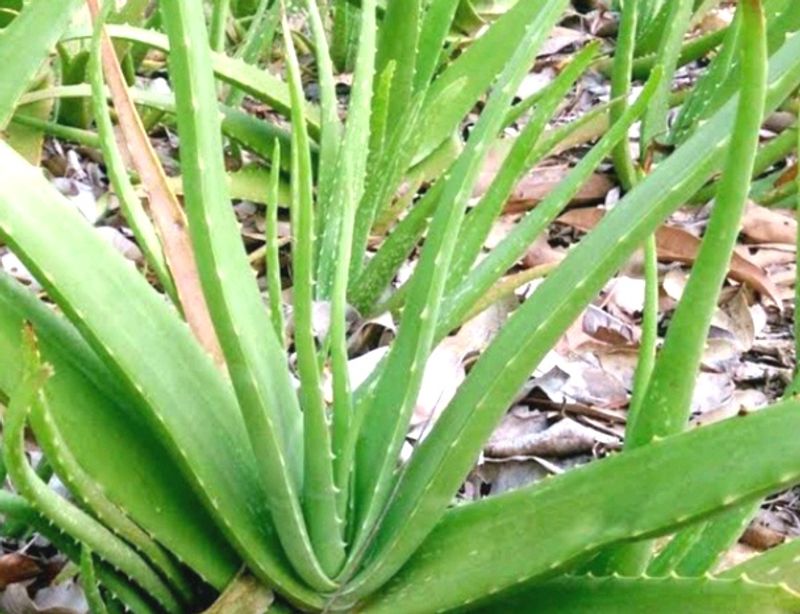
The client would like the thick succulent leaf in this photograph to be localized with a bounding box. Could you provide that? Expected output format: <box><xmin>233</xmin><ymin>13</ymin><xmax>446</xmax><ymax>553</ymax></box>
<box><xmin>646</xmin><ymin>522</ymin><xmax>709</xmax><ymax>577</ymax></box>
<box><xmin>62</xmin><ymin>24</ymin><xmax>321</xmax><ymax>133</ymax></box>
<box><xmin>265</xmin><ymin>143</ymin><xmax>286</xmax><ymax>344</ymax></box>
<box><xmin>6</xmin><ymin>75</ymin><xmax>54</xmax><ymax>166</ymax></box>
<box><xmin>468</xmin><ymin>575</ymin><xmax>800</xmax><ymax>613</ymax></box>
<box><xmin>0</xmin><ymin>273</ymin><xmax>239</xmax><ymax>589</ymax></box>
<box><xmin>0</xmin><ymin>491</ymin><xmax>161</xmax><ymax>614</ymax></box>
<box><xmin>87</xmin><ymin>0</ymin><xmax>176</xmax><ymax>305</ymax></box>
<box><xmin>671</xmin><ymin>0</ymin><xmax>800</xmax><ymax>144</ymax></box>
<box><xmin>349</xmin><ymin>0</ymin><xmax>569</xmax><ymax>572</ymax></box>
<box><xmin>302</xmin><ymin>0</ymin><xmax>341</xmax><ymax>259</ymax></box>
<box><xmin>669</xmin><ymin>7</ymin><xmax>741</xmax><ymax>144</ymax></box>
<box><xmin>413</xmin><ymin>0</ymin><xmax>461</xmax><ymax>92</ymax></box>
<box><xmin>373</xmin><ymin>0</ymin><xmax>420</xmax><ymax>143</ymax></box>
<box><xmin>281</xmin><ymin>14</ymin><xmax>344</xmax><ymax>577</ymax></box>
<box><xmin>81</xmin><ymin>546</ymin><xmax>110</xmax><ymax>614</ymax></box>
<box><xmin>610</xmin><ymin>0</ymin><xmax>768</xmax><ymax>573</ymax></box>
<box><xmin>447</xmin><ymin>41</ymin><xmax>600</xmax><ymax>287</ymax></box>
<box><xmin>159</xmin><ymin>0</ymin><xmax>331</xmax><ymax>592</ymax></box>
<box><xmin>0</xmin><ymin>142</ymin><xmax>320</xmax><ymax>607</ymax></box>
<box><xmin>415</xmin><ymin>0</ymin><xmax>572</xmax><ymax>160</ymax></box>
<box><xmin>625</xmin><ymin>1</ymin><xmax>767</xmax><ymax>448</ymax></box>
<box><xmin>343</xmin><ymin>29</ymin><xmax>800</xmax><ymax>601</ymax></box>
<box><xmin>0</xmin><ymin>0</ymin><xmax>82</xmax><ymax>128</ymax></box>
<box><xmin>314</xmin><ymin>0</ymin><xmax>379</xmax><ymax>533</ymax></box>
<box><xmin>20</xmin><ymin>82</ymin><xmax>295</xmax><ymax>166</ymax></box>
<box><xmin>361</xmin><ymin>398</ymin><xmax>800</xmax><ymax>612</ymax></box>
<box><xmin>638</xmin><ymin>0</ymin><xmax>693</xmax><ymax>150</ymax></box>
<box><xmin>671</xmin><ymin>499</ymin><xmax>762</xmax><ymax>577</ymax></box>
<box><xmin>723</xmin><ymin>538</ymin><xmax>800</xmax><ymax>590</ymax></box>
<box><xmin>32</xmin><ymin>392</ymin><xmax>194</xmax><ymax>601</ymax></box>
<box><xmin>3</xmin><ymin>343</ymin><xmax>180</xmax><ymax>612</ymax></box>
<box><xmin>225</xmin><ymin>0</ymin><xmax>280</xmax><ymax>107</ymax></box>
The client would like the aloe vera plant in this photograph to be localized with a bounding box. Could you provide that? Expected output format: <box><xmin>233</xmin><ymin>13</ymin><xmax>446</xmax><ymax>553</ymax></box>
<box><xmin>2</xmin><ymin>0</ymin><xmax>800</xmax><ymax>612</ymax></box>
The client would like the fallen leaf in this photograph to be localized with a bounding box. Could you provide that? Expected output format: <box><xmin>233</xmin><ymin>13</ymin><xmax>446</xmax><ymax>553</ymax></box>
<box><xmin>582</xmin><ymin>304</ymin><xmax>638</xmax><ymax>346</ymax></box>
<box><xmin>474</xmin><ymin>154</ymin><xmax>612</xmax><ymax>211</ymax></box>
<box><xmin>522</xmin><ymin>235</ymin><xmax>565</xmax><ymax>269</ymax></box>
<box><xmin>505</xmin><ymin>167</ymin><xmax>613</xmax><ymax>213</ymax></box>
<box><xmin>476</xmin><ymin>458</ymin><xmax>549</xmax><ymax>495</ymax></box>
<box><xmin>692</xmin><ymin>389</ymin><xmax>769</xmax><ymax>427</ymax></box>
<box><xmin>323</xmin><ymin>347</ymin><xmax>389</xmax><ymax>404</ymax></box>
<box><xmin>741</xmin><ymin>202</ymin><xmax>796</xmax><ymax>244</ymax></box>
<box><xmin>487</xmin><ymin>406</ymin><xmax>549</xmax><ymax>447</ymax></box>
<box><xmin>690</xmin><ymin>372</ymin><xmax>735</xmax><ymax>416</ymax></box>
<box><xmin>605</xmin><ymin>276</ymin><xmax>647</xmax><ymax>316</ymax></box>
<box><xmin>562</xmin><ymin>365</ymin><xmax>630</xmax><ymax>409</ymax></box>
<box><xmin>558</xmin><ymin>207</ymin><xmax>783</xmax><ymax>305</ymax></box>
<box><xmin>748</xmin><ymin>245</ymin><xmax>796</xmax><ymax>269</ymax></box>
<box><xmin>95</xmin><ymin>227</ymin><xmax>143</xmax><ymax>263</ymax></box>
<box><xmin>411</xmin><ymin>299</ymin><xmax>515</xmax><ymax>437</ymax></box>
<box><xmin>1</xmin><ymin>252</ymin><xmax>42</xmax><ymax>291</ymax></box>
<box><xmin>485</xmin><ymin>417</ymin><xmax>617</xmax><ymax>458</ymax></box>
<box><xmin>1</xmin><ymin>581</ymin><xmax>85</xmax><ymax>614</ymax></box>
<box><xmin>741</xmin><ymin>522</ymin><xmax>785</xmax><ymax>551</ymax></box>
<box><xmin>515</xmin><ymin>68</ymin><xmax>555</xmax><ymax>99</ymax></box>
<box><xmin>539</xmin><ymin>26</ymin><xmax>591</xmax><ymax>56</ymax></box>
<box><xmin>0</xmin><ymin>554</ymin><xmax>41</xmax><ymax>590</ymax></box>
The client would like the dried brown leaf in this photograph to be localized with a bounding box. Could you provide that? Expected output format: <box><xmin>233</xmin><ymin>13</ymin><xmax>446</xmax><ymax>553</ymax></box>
<box><xmin>558</xmin><ymin>207</ymin><xmax>783</xmax><ymax>305</ymax></box>
<box><xmin>0</xmin><ymin>554</ymin><xmax>41</xmax><ymax>590</ymax></box>
<box><xmin>741</xmin><ymin>202</ymin><xmax>796</xmax><ymax>244</ymax></box>
<box><xmin>87</xmin><ymin>0</ymin><xmax>223</xmax><ymax>363</ymax></box>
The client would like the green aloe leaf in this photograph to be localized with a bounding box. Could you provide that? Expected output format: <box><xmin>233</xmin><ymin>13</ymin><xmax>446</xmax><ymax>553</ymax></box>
<box><xmin>348</xmin><ymin>0</ymin><xmax>568</xmax><ymax>574</ymax></box>
<box><xmin>62</xmin><ymin>24</ymin><xmax>321</xmax><ymax>134</ymax></box>
<box><xmin>0</xmin><ymin>272</ymin><xmax>239</xmax><ymax>590</ymax></box>
<box><xmin>266</xmin><ymin>143</ymin><xmax>286</xmax><ymax>344</ymax></box>
<box><xmin>361</xmin><ymin>397</ymin><xmax>800</xmax><ymax>612</ymax></box>
<box><xmin>281</xmin><ymin>12</ymin><xmax>344</xmax><ymax>577</ymax></box>
<box><xmin>372</xmin><ymin>0</ymin><xmax>420</xmax><ymax>150</ymax></box>
<box><xmin>446</xmin><ymin>41</ymin><xmax>600</xmax><ymax>288</ymax></box>
<box><xmin>413</xmin><ymin>0</ymin><xmax>461</xmax><ymax>92</ymax></box>
<box><xmin>722</xmin><ymin>538</ymin><xmax>800</xmax><ymax>590</ymax></box>
<box><xmin>303</xmin><ymin>0</ymin><xmax>342</xmax><ymax>264</ymax></box>
<box><xmin>159</xmin><ymin>0</ymin><xmax>332</xmax><ymax>592</ymax></box>
<box><xmin>0</xmin><ymin>0</ymin><xmax>82</xmax><ymax>128</ymax></box>
<box><xmin>638</xmin><ymin>0</ymin><xmax>694</xmax><ymax>150</ymax></box>
<box><xmin>3</xmin><ymin>332</ymin><xmax>180</xmax><ymax>612</ymax></box>
<box><xmin>414</xmin><ymin>0</ymin><xmax>569</xmax><ymax>160</ymax></box>
<box><xmin>609</xmin><ymin>0</ymin><xmax>768</xmax><ymax>574</ymax></box>
<box><xmin>626</xmin><ymin>0</ymin><xmax>767</xmax><ymax>455</ymax></box>
<box><xmin>86</xmin><ymin>0</ymin><xmax>175</xmax><ymax>302</ymax></box>
<box><xmin>0</xmin><ymin>141</ymin><xmax>321</xmax><ymax>607</ymax></box>
<box><xmin>82</xmin><ymin>546</ymin><xmax>110</xmax><ymax>614</ymax></box>
<box><xmin>468</xmin><ymin>575</ymin><xmax>800</xmax><ymax>613</ymax></box>
<box><xmin>31</xmin><ymin>387</ymin><xmax>193</xmax><ymax>601</ymax></box>
<box><xmin>1</xmin><ymin>491</ymin><xmax>161</xmax><ymax>614</ymax></box>
<box><xmin>437</xmin><ymin>71</ymin><xmax>659</xmax><ymax>335</ymax></box>
<box><xmin>344</xmin><ymin>28</ymin><xmax>800</xmax><ymax>601</ymax></box>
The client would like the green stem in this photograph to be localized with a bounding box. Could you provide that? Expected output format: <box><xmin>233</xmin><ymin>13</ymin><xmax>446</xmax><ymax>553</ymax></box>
<box><xmin>210</xmin><ymin>0</ymin><xmax>231</xmax><ymax>52</ymax></box>
<box><xmin>266</xmin><ymin>142</ymin><xmax>286</xmax><ymax>345</ymax></box>
<box><xmin>10</xmin><ymin>114</ymin><xmax>100</xmax><ymax>147</ymax></box>
<box><xmin>82</xmin><ymin>546</ymin><xmax>110</xmax><ymax>614</ymax></box>
<box><xmin>627</xmin><ymin>235</ymin><xmax>659</xmax><ymax>430</ymax></box>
